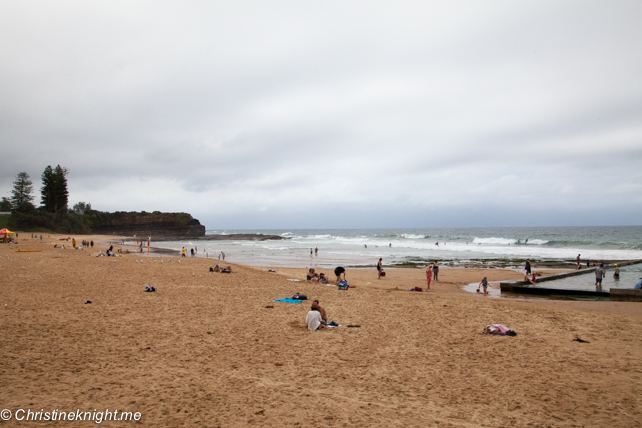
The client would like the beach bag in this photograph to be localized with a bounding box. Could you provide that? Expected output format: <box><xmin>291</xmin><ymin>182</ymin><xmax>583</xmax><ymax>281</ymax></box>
<box><xmin>337</xmin><ymin>280</ymin><xmax>349</xmax><ymax>290</ymax></box>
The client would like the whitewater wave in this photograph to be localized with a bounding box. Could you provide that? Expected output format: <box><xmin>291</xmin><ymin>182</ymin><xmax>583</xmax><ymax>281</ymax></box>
<box><xmin>472</xmin><ymin>237</ymin><xmax>518</xmax><ymax>245</ymax></box>
<box><xmin>520</xmin><ymin>239</ymin><xmax>549</xmax><ymax>245</ymax></box>
<box><xmin>400</xmin><ymin>233</ymin><xmax>427</xmax><ymax>239</ymax></box>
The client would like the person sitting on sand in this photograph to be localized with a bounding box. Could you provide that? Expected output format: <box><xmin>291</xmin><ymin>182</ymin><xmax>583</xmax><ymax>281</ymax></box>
<box><xmin>221</xmin><ymin>266</ymin><xmax>232</xmax><ymax>273</ymax></box>
<box><xmin>334</xmin><ymin>266</ymin><xmax>346</xmax><ymax>283</ymax></box>
<box><xmin>311</xmin><ymin>300</ymin><xmax>327</xmax><ymax>323</ymax></box>
<box><xmin>306</xmin><ymin>307</ymin><xmax>326</xmax><ymax>331</ymax></box>
<box><xmin>319</xmin><ymin>273</ymin><xmax>329</xmax><ymax>284</ymax></box>
<box><xmin>306</xmin><ymin>268</ymin><xmax>316</xmax><ymax>281</ymax></box>
<box><xmin>310</xmin><ymin>273</ymin><xmax>319</xmax><ymax>282</ymax></box>
<box><xmin>478</xmin><ymin>277</ymin><xmax>489</xmax><ymax>294</ymax></box>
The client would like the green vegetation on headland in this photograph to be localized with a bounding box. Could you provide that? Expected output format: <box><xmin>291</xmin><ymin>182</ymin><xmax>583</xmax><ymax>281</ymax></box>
<box><xmin>3</xmin><ymin>167</ymin><xmax>206</xmax><ymax>237</ymax></box>
<box><xmin>6</xmin><ymin>210</ymin><xmax>205</xmax><ymax>237</ymax></box>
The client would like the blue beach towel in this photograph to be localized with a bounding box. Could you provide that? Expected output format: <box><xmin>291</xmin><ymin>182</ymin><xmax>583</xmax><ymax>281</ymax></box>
<box><xmin>273</xmin><ymin>298</ymin><xmax>303</xmax><ymax>304</ymax></box>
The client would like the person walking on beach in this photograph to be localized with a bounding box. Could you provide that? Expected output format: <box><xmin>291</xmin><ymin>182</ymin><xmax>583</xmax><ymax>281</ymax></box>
<box><xmin>426</xmin><ymin>265</ymin><xmax>433</xmax><ymax>289</ymax></box>
<box><xmin>377</xmin><ymin>258</ymin><xmax>384</xmax><ymax>279</ymax></box>
<box><xmin>433</xmin><ymin>261</ymin><xmax>439</xmax><ymax>281</ymax></box>
<box><xmin>525</xmin><ymin>259</ymin><xmax>532</xmax><ymax>275</ymax></box>
<box><xmin>595</xmin><ymin>263</ymin><xmax>605</xmax><ymax>287</ymax></box>
<box><xmin>181</xmin><ymin>247</ymin><xmax>186</xmax><ymax>258</ymax></box>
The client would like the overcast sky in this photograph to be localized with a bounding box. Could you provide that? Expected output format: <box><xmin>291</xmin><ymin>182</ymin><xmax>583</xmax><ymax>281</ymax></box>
<box><xmin>1</xmin><ymin>1</ymin><xmax>641</xmax><ymax>229</ymax></box>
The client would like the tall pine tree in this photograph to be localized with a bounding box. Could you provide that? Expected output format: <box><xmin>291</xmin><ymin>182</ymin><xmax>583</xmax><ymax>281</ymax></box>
<box><xmin>11</xmin><ymin>172</ymin><xmax>35</xmax><ymax>213</ymax></box>
<box><xmin>40</xmin><ymin>165</ymin><xmax>69</xmax><ymax>213</ymax></box>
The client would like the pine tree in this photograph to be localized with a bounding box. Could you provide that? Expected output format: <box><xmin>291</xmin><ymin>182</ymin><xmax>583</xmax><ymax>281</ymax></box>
<box><xmin>41</xmin><ymin>165</ymin><xmax>54</xmax><ymax>211</ymax></box>
<box><xmin>10</xmin><ymin>172</ymin><xmax>35</xmax><ymax>213</ymax></box>
<box><xmin>53</xmin><ymin>165</ymin><xmax>69</xmax><ymax>213</ymax></box>
<box><xmin>40</xmin><ymin>165</ymin><xmax>69</xmax><ymax>213</ymax></box>
<box><xmin>0</xmin><ymin>197</ymin><xmax>12</xmax><ymax>211</ymax></box>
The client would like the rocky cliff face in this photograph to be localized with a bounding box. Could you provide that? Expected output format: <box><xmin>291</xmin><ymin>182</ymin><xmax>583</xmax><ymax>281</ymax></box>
<box><xmin>87</xmin><ymin>212</ymin><xmax>206</xmax><ymax>238</ymax></box>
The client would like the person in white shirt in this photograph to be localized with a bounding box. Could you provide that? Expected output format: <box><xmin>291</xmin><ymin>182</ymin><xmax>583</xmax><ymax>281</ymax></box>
<box><xmin>306</xmin><ymin>308</ymin><xmax>326</xmax><ymax>331</ymax></box>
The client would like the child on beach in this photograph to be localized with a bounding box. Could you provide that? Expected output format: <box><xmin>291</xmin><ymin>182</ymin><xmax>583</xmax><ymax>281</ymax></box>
<box><xmin>426</xmin><ymin>266</ymin><xmax>433</xmax><ymax>289</ymax></box>
<box><xmin>477</xmin><ymin>277</ymin><xmax>489</xmax><ymax>294</ymax></box>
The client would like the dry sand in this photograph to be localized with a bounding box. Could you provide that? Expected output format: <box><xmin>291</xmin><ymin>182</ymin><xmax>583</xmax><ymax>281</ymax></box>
<box><xmin>1</xmin><ymin>234</ymin><xmax>641</xmax><ymax>427</ymax></box>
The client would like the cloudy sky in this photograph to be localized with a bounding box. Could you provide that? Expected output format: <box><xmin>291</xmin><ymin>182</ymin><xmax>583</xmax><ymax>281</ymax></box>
<box><xmin>1</xmin><ymin>1</ymin><xmax>641</xmax><ymax>229</ymax></box>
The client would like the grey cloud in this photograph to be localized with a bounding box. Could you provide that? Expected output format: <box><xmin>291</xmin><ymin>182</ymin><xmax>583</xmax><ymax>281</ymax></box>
<box><xmin>1</xmin><ymin>1</ymin><xmax>641</xmax><ymax>227</ymax></box>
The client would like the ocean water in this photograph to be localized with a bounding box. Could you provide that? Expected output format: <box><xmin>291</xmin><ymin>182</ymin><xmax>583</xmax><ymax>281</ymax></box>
<box><xmin>144</xmin><ymin>226</ymin><xmax>642</xmax><ymax>268</ymax></box>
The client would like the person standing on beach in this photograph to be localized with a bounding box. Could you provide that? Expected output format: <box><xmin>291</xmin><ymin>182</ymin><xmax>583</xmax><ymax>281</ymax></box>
<box><xmin>525</xmin><ymin>259</ymin><xmax>532</xmax><ymax>275</ymax></box>
<box><xmin>315</xmin><ymin>247</ymin><xmax>318</xmax><ymax>256</ymax></box>
<box><xmin>222</xmin><ymin>252</ymin><xmax>226</xmax><ymax>261</ymax></box>
<box><xmin>182</xmin><ymin>247</ymin><xmax>186</xmax><ymax>258</ymax></box>
<box><xmin>595</xmin><ymin>263</ymin><xmax>605</xmax><ymax>287</ymax></box>
<box><xmin>377</xmin><ymin>258</ymin><xmax>383</xmax><ymax>279</ymax></box>
<box><xmin>90</xmin><ymin>240</ymin><xmax>93</xmax><ymax>248</ymax></box>
<box><xmin>426</xmin><ymin>265</ymin><xmax>433</xmax><ymax>289</ymax></box>
<box><xmin>577</xmin><ymin>254</ymin><xmax>581</xmax><ymax>269</ymax></box>
<box><xmin>613</xmin><ymin>264</ymin><xmax>620</xmax><ymax>279</ymax></box>
<box><xmin>478</xmin><ymin>277</ymin><xmax>489</xmax><ymax>294</ymax></box>
<box><xmin>310</xmin><ymin>248</ymin><xmax>313</xmax><ymax>256</ymax></box>
<box><xmin>433</xmin><ymin>261</ymin><xmax>439</xmax><ymax>281</ymax></box>
<box><xmin>334</xmin><ymin>266</ymin><xmax>346</xmax><ymax>283</ymax></box>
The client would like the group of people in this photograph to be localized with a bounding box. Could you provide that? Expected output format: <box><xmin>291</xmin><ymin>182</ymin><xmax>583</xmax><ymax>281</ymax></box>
<box><xmin>306</xmin><ymin>268</ymin><xmax>330</xmax><ymax>284</ymax></box>
<box><xmin>306</xmin><ymin>299</ymin><xmax>338</xmax><ymax>331</ymax></box>
<box><xmin>209</xmin><ymin>265</ymin><xmax>232</xmax><ymax>273</ymax></box>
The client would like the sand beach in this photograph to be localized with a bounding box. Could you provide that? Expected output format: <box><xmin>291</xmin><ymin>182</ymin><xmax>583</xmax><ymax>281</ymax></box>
<box><xmin>1</xmin><ymin>234</ymin><xmax>641</xmax><ymax>427</ymax></box>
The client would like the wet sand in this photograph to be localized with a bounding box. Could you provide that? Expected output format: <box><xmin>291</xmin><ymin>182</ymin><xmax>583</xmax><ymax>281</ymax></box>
<box><xmin>1</xmin><ymin>234</ymin><xmax>641</xmax><ymax>427</ymax></box>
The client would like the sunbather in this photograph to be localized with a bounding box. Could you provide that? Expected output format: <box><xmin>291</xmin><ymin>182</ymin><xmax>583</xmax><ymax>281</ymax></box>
<box><xmin>221</xmin><ymin>266</ymin><xmax>232</xmax><ymax>273</ymax></box>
